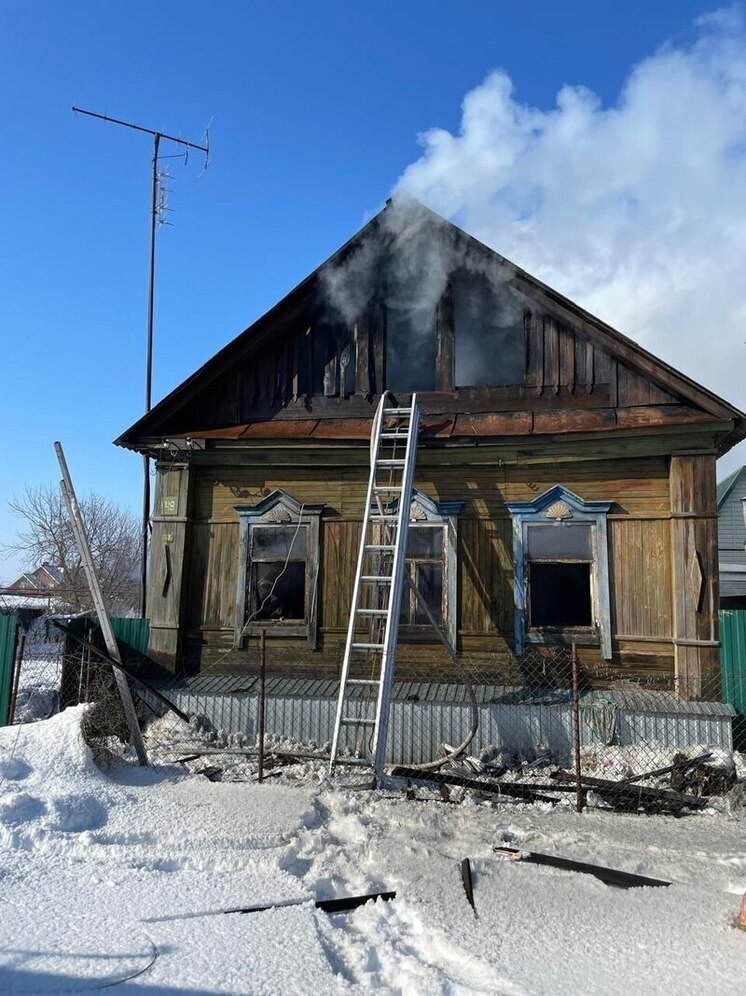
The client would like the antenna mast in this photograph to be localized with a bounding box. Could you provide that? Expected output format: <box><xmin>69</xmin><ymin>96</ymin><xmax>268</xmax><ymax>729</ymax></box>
<box><xmin>72</xmin><ymin>106</ymin><xmax>209</xmax><ymax>618</ymax></box>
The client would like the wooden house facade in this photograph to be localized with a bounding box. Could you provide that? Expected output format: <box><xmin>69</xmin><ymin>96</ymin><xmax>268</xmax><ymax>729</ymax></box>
<box><xmin>117</xmin><ymin>201</ymin><xmax>745</xmax><ymax>702</ymax></box>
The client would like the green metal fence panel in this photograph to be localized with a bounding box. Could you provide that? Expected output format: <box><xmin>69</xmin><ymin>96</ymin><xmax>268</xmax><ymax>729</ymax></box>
<box><xmin>0</xmin><ymin>615</ymin><xmax>19</xmax><ymax>726</ymax></box>
<box><xmin>720</xmin><ymin>609</ymin><xmax>746</xmax><ymax>751</ymax></box>
<box><xmin>110</xmin><ymin>618</ymin><xmax>150</xmax><ymax>659</ymax></box>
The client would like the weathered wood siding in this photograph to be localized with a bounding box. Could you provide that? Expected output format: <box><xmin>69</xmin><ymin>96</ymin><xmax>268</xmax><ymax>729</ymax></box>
<box><xmin>168</xmin><ymin>448</ymin><xmax>677</xmax><ymax>682</ymax></box>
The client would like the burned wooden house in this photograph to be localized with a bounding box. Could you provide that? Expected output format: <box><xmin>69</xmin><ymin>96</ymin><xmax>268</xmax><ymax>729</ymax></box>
<box><xmin>117</xmin><ymin>199</ymin><xmax>745</xmax><ymax>749</ymax></box>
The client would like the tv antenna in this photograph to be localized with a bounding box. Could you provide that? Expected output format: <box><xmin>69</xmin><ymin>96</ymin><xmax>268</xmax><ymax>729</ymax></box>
<box><xmin>72</xmin><ymin>106</ymin><xmax>210</xmax><ymax>618</ymax></box>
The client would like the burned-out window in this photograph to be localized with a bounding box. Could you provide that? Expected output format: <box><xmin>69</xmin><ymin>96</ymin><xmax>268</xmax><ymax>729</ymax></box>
<box><xmin>507</xmin><ymin>487</ymin><xmax>612</xmax><ymax>659</ymax></box>
<box><xmin>234</xmin><ymin>492</ymin><xmax>323</xmax><ymax>648</ymax></box>
<box><xmin>399</xmin><ymin>525</ymin><xmax>445</xmax><ymax>627</ymax></box>
<box><xmin>452</xmin><ymin>270</ymin><xmax>525</xmax><ymax>387</ymax></box>
<box><xmin>385</xmin><ymin>302</ymin><xmax>437</xmax><ymax>393</ymax></box>
<box><xmin>526</xmin><ymin>525</ymin><xmax>593</xmax><ymax>628</ymax></box>
<box><xmin>248</xmin><ymin>526</ymin><xmax>307</xmax><ymax>622</ymax></box>
<box><xmin>312</xmin><ymin>321</ymin><xmax>355</xmax><ymax>397</ymax></box>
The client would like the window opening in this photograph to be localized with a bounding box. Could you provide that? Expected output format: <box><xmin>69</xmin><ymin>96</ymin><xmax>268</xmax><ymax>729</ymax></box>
<box><xmin>507</xmin><ymin>486</ymin><xmax>612</xmax><ymax>658</ymax></box>
<box><xmin>453</xmin><ymin>270</ymin><xmax>525</xmax><ymax>387</ymax></box>
<box><xmin>248</xmin><ymin>525</ymin><xmax>307</xmax><ymax>622</ymax></box>
<box><xmin>399</xmin><ymin>525</ymin><xmax>445</xmax><ymax>626</ymax></box>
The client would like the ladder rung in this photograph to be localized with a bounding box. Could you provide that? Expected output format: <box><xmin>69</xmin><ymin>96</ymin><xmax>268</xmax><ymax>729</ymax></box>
<box><xmin>384</xmin><ymin>408</ymin><xmax>412</xmax><ymax>415</ymax></box>
<box><xmin>364</xmin><ymin>544</ymin><xmax>396</xmax><ymax>551</ymax></box>
<box><xmin>373</xmin><ymin>485</ymin><xmax>402</xmax><ymax>492</ymax></box>
<box><xmin>351</xmin><ymin>642</ymin><xmax>385</xmax><ymax>651</ymax></box>
<box><xmin>346</xmin><ymin>678</ymin><xmax>380</xmax><ymax>686</ymax></box>
<box><xmin>361</xmin><ymin>575</ymin><xmax>393</xmax><ymax>582</ymax></box>
<box><xmin>369</xmin><ymin>515</ymin><xmax>398</xmax><ymax>521</ymax></box>
<box><xmin>377</xmin><ymin>459</ymin><xmax>405</xmax><ymax>467</ymax></box>
<box><xmin>356</xmin><ymin>608</ymin><xmax>388</xmax><ymax>615</ymax></box>
<box><xmin>341</xmin><ymin>717</ymin><xmax>376</xmax><ymax>726</ymax></box>
<box><xmin>380</xmin><ymin>432</ymin><xmax>409</xmax><ymax>439</ymax></box>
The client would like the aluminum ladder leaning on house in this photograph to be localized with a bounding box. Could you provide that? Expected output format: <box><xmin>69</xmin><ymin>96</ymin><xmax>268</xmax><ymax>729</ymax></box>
<box><xmin>329</xmin><ymin>391</ymin><xmax>420</xmax><ymax>787</ymax></box>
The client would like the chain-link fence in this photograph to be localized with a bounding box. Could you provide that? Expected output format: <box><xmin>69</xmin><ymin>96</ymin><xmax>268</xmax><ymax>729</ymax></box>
<box><xmin>7</xmin><ymin>613</ymin><xmax>745</xmax><ymax>812</ymax></box>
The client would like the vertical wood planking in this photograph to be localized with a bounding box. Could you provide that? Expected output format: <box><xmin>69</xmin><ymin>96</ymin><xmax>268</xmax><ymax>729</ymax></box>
<box><xmin>543</xmin><ymin>316</ymin><xmax>560</xmax><ymax>395</ymax></box>
<box><xmin>147</xmin><ymin>462</ymin><xmax>193</xmax><ymax>671</ymax></box>
<box><xmin>436</xmin><ymin>282</ymin><xmax>455</xmax><ymax>390</ymax></box>
<box><xmin>354</xmin><ymin>316</ymin><xmax>370</xmax><ymax>396</ymax></box>
<box><xmin>525</xmin><ymin>311</ymin><xmax>544</xmax><ymax>393</ymax></box>
<box><xmin>609</xmin><ymin>519</ymin><xmax>672</xmax><ymax>637</ymax></box>
<box><xmin>373</xmin><ymin>298</ymin><xmax>386</xmax><ymax>395</ymax></box>
<box><xmin>669</xmin><ymin>454</ymin><xmax>720</xmax><ymax>699</ymax></box>
<box><xmin>559</xmin><ymin>323</ymin><xmax>575</xmax><ymax>392</ymax></box>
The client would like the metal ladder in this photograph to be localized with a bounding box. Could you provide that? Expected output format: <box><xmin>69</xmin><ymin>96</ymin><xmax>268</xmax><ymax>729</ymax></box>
<box><xmin>329</xmin><ymin>391</ymin><xmax>420</xmax><ymax>786</ymax></box>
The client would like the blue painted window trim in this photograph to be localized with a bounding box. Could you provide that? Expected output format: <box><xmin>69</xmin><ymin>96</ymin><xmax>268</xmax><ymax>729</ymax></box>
<box><xmin>506</xmin><ymin>485</ymin><xmax>612</xmax><ymax>659</ymax></box>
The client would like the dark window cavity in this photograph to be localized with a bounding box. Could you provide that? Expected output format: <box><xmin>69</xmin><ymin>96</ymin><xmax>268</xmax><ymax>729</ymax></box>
<box><xmin>453</xmin><ymin>270</ymin><xmax>525</xmax><ymax>387</ymax></box>
<box><xmin>385</xmin><ymin>302</ymin><xmax>437</xmax><ymax>393</ymax></box>
<box><xmin>526</xmin><ymin>523</ymin><xmax>593</xmax><ymax>630</ymax></box>
<box><xmin>529</xmin><ymin>563</ymin><xmax>592</xmax><ymax>627</ymax></box>
<box><xmin>248</xmin><ymin>525</ymin><xmax>307</xmax><ymax>622</ymax></box>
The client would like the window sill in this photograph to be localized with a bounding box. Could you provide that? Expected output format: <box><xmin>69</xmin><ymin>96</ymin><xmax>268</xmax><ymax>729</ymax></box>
<box><xmin>245</xmin><ymin>622</ymin><xmax>308</xmax><ymax>638</ymax></box>
<box><xmin>397</xmin><ymin>626</ymin><xmax>446</xmax><ymax>644</ymax></box>
<box><xmin>526</xmin><ymin>627</ymin><xmax>599</xmax><ymax>647</ymax></box>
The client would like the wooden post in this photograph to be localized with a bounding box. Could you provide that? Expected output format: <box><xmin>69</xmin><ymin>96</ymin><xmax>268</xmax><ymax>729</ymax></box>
<box><xmin>572</xmin><ymin>643</ymin><xmax>583</xmax><ymax>813</ymax></box>
<box><xmin>147</xmin><ymin>460</ymin><xmax>192</xmax><ymax>672</ymax></box>
<box><xmin>669</xmin><ymin>454</ymin><xmax>720</xmax><ymax>701</ymax></box>
<box><xmin>258</xmin><ymin>627</ymin><xmax>266</xmax><ymax>782</ymax></box>
<box><xmin>7</xmin><ymin>625</ymin><xmax>25</xmax><ymax>725</ymax></box>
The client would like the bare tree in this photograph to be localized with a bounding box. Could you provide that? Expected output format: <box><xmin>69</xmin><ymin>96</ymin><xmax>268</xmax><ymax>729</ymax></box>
<box><xmin>2</xmin><ymin>485</ymin><xmax>141</xmax><ymax>615</ymax></box>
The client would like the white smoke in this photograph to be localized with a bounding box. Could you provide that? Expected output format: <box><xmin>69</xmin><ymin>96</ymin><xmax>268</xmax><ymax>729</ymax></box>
<box><xmin>395</xmin><ymin>7</ymin><xmax>746</xmax><ymax>474</ymax></box>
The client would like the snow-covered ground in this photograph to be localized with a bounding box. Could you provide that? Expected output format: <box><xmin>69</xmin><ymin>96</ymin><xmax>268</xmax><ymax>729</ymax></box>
<box><xmin>0</xmin><ymin>708</ymin><xmax>744</xmax><ymax>995</ymax></box>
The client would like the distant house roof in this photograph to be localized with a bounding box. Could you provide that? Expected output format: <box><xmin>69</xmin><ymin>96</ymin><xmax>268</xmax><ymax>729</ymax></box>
<box><xmin>39</xmin><ymin>563</ymin><xmax>63</xmax><ymax>584</ymax></box>
<box><xmin>1</xmin><ymin>563</ymin><xmax>64</xmax><ymax>595</ymax></box>
<box><xmin>717</xmin><ymin>465</ymin><xmax>746</xmax><ymax>508</ymax></box>
<box><xmin>718</xmin><ymin>465</ymin><xmax>746</xmax><ymax>603</ymax></box>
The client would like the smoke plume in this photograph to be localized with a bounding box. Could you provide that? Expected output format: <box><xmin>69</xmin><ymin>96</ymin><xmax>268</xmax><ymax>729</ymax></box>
<box><xmin>393</xmin><ymin>8</ymin><xmax>746</xmax><ymax>471</ymax></box>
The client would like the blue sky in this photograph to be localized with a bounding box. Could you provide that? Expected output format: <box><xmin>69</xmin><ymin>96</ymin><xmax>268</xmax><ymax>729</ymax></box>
<box><xmin>1</xmin><ymin>1</ymin><xmax>743</xmax><ymax>579</ymax></box>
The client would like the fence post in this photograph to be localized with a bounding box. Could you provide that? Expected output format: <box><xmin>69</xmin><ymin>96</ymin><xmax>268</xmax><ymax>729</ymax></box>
<box><xmin>572</xmin><ymin>642</ymin><xmax>583</xmax><ymax>813</ymax></box>
<box><xmin>7</xmin><ymin>622</ymin><xmax>24</xmax><ymax>725</ymax></box>
<box><xmin>258</xmin><ymin>628</ymin><xmax>267</xmax><ymax>782</ymax></box>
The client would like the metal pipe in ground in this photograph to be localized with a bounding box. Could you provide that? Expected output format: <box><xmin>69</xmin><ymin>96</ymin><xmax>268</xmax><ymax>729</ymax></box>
<box><xmin>572</xmin><ymin>642</ymin><xmax>583</xmax><ymax>813</ymax></box>
<box><xmin>258</xmin><ymin>628</ymin><xmax>266</xmax><ymax>782</ymax></box>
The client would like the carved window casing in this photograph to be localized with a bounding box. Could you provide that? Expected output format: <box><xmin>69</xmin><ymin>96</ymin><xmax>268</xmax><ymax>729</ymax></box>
<box><xmin>234</xmin><ymin>491</ymin><xmax>323</xmax><ymax>648</ymax></box>
<box><xmin>385</xmin><ymin>489</ymin><xmax>463</xmax><ymax>646</ymax></box>
<box><xmin>507</xmin><ymin>486</ymin><xmax>612</xmax><ymax>658</ymax></box>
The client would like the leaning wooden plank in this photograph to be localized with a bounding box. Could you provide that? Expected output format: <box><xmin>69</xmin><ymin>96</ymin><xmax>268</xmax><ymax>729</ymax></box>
<box><xmin>55</xmin><ymin>442</ymin><xmax>148</xmax><ymax>766</ymax></box>
<box><xmin>391</xmin><ymin>766</ymin><xmax>561</xmax><ymax>804</ymax></box>
<box><xmin>493</xmin><ymin>846</ymin><xmax>670</xmax><ymax>889</ymax></box>
<box><xmin>550</xmin><ymin>770</ymin><xmax>710</xmax><ymax>810</ymax></box>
